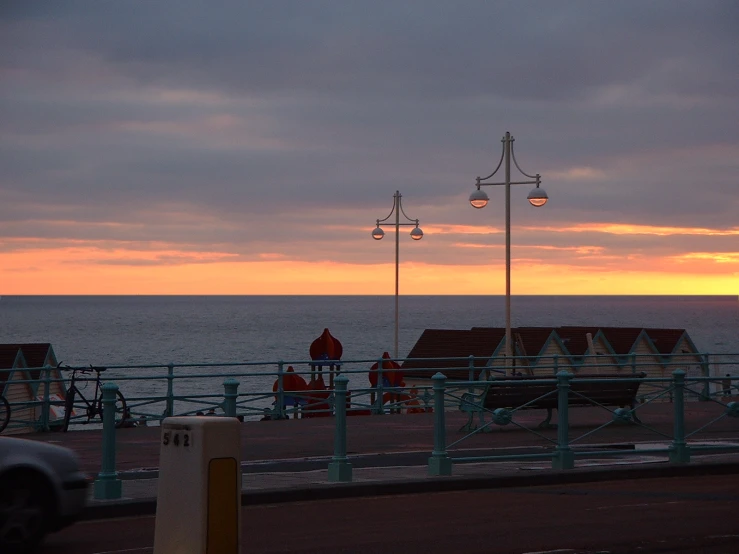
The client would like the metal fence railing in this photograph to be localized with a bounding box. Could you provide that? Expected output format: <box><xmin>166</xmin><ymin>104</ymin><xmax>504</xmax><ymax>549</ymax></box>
<box><xmin>1</xmin><ymin>352</ymin><xmax>738</xmax><ymax>434</ymax></box>
<box><xmin>2</xmin><ymin>353</ymin><xmax>737</xmax><ymax>500</ymax></box>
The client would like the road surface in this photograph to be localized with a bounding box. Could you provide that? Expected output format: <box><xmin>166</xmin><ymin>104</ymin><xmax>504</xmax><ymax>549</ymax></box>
<box><xmin>42</xmin><ymin>474</ymin><xmax>739</xmax><ymax>553</ymax></box>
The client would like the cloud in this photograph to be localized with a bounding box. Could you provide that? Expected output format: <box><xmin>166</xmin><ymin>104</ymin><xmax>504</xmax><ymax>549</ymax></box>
<box><xmin>1</xmin><ymin>1</ymin><xmax>737</xmax><ymax>292</ymax></box>
<box><xmin>526</xmin><ymin>224</ymin><xmax>739</xmax><ymax>237</ymax></box>
<box><xmin>547</xmin><ymin>167</ymin><xmax>607</xmax><ymax>181</ymax></box>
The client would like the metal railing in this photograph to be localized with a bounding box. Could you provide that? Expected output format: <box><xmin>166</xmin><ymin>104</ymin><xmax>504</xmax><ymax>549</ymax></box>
<box><xmin>1</xmin><ymin>352</ymin><xmax>738</xmax><ymax>433</ymax></box>
<box><xmin>427</xmin><ymin>370</ymin><xmax>739</xmax><ymax>476</ymax></box>
<box><xmin>2</xmin><ymin>353</ymin><xmax>738</xmax><ymax>500</ymax></box>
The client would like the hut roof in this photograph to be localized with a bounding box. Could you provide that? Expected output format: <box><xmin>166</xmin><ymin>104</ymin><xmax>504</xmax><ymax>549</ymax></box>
<box><xmin>556</xmin><ymin>327</ymin><xmax>601</xmax><ymax>356</ymax></box>
<box><xmin>0</xmin><ymin>346</ymin><xmax>23</xmax><ymax>396</ymax></box>
<box><xmin>596</xmin><ymin>327</ymin><xmax>648</xmax><ymax>354</ymax></box>
<box><xmin>641</xmin><ymin>328</ymin><xmax>686</xmax><ymax>354</ymax></box>
<box><xmin>403</xmin><ymin>326</ymin><xmax>694</xmax><ymax>379</ymax></box>
<box><xmin>472</xmin><ymin>327</ymin><xmax>559</xmax><ymax>361</ymax></box>
<box><xmin>0</xmin><ymin>343</ymin><xmax>52</xmax><ymax>380</ymax></box>
<box><xmin>512</xmin><ymin>327</ymin><xmax>557</xmax><ymax>358</ymax></box>
<box><xmin>0</xmin><ymin>346</ymin><xmax>21</xmax><ymax>370</ymax></box>
<box><xmin>401</xmin><ymin>328</ymin><xmax>505</xmax><ymax>379</ymax></box>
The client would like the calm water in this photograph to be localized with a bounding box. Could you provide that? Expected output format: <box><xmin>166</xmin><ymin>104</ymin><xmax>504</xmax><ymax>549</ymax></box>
<box><xmin>2</xmin><ymin>295</ymin><xmax>737</xmax><ymax>419</ymax></box>
<box><xmin>1</xmin><ymin>296</ymin><xmax>737</xmax><ymax>365</ymax></box>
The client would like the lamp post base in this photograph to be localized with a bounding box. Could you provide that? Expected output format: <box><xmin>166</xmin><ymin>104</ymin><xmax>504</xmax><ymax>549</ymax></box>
<box><xmin>428</xmin><ymin>455</ymin><xmax>452</xmax><ymax>476</ymax></box>
<box><xmin>94</xmin><ymin>476</ymin><xmax>123</xmax><ymax>500</ymax></box>
<box><xmin>328</xmin><ymin>460</ymin><xmax>353</xmax><ymax>482</ymax></box>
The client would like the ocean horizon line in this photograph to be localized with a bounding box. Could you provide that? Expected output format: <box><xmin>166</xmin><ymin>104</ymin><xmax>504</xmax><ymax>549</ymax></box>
<box><xmin>1</xmin><ymin>294</ymin><xmax>736</xmax><ymax>299</ymax></box>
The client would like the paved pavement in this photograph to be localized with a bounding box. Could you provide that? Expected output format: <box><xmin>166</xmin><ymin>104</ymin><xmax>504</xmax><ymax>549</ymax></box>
<box><xmin>43</xmin><ymin>473</ymin><xmax>739</xmax><ymax>554</ymax></box>
<box><xmin>23</xmin><ymin>400</ymin><xmax>739</xmax><ymax>518</ymax></box>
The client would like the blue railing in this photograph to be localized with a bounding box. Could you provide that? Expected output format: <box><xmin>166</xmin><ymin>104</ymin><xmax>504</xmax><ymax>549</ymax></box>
<box><xmin>428</xmin><ymin>369</ymin><xmax>739</xmax><ymax>476</ymax></box>
<box><xmin>2</xmin><ymin>353</ymin><xmax>738</xmax><ymax>500</ymax></box>
<box><xmin>1</xmin><ymin>352</ymin><xmax>738</xmax><ymax>433</ymax></box>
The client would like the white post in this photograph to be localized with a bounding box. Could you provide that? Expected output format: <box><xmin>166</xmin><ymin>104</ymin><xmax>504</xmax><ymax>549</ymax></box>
<box><xmin>504</xmin><ymin>132</ymin><xmax>512</xmax><ymax>376</ymax></box>
<box><xmin>394</xmin><ymin>191</ymin><xmax>400</xmax><ymax>359</ymax></box>
<box><xmin>471</xmin><ymin>132</ymin><xmax>545</xmax><ymax>377</ymax></box>
<box><xmin>586</xmin><ymin>332</ymin><xmax>601</xmax><ymax>374</ymax></box>
<box><xmin>153</xmin><ymin>417</ymin><xmax>241</xmax><ymax>554</ymax></box>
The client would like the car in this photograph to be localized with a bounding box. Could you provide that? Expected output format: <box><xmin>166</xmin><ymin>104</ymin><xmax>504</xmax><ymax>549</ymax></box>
<box><xmin>0</xmin><ymin>437</ymin><xmax>89</xmax><ymax>554</ymax></box>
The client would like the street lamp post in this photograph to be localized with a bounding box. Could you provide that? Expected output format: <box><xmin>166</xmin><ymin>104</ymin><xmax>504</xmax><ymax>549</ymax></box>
<box><xmin>372</xmin><ymin>191</ymin><xmax>424</xmax><ymax>359</ymax></box>
<box><xmin>469</xmin><ymin>131</ymin><xmax>548</xmax><ymax>375</ymax></box>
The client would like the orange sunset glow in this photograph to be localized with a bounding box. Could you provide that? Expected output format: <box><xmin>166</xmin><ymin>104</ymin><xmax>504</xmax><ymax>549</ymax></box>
<box><xmin>2</xmin><ymin>2</ymin><xmax>737</xmax><ymax>297</ymax></box>
<box><xmin>2</xmin><ymin>220</ymin><xmax>736</xmax><ymax>295</ymax></box>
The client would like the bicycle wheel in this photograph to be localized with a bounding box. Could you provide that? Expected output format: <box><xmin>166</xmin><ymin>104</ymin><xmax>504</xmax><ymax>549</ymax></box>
<box><xmin>62</xmin><ymin>388</ymin><xmax>76</xmax><ymax>433</ymax></box>
<box><xmin>0</xmin><ymin>396</ymin><xmax>10</xmax><ymax>433</ymax></box>
<box><xmin>96</xmin><ymin>390</ymin><xmax>128</xmax><ymax>429</ymax></box>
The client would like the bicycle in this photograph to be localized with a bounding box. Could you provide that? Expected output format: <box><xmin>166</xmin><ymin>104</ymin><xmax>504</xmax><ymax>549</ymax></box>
<box><xmin>61</xmin><ymin>364</ymin><xmax>128</xmax><ymax>432</ymax></box>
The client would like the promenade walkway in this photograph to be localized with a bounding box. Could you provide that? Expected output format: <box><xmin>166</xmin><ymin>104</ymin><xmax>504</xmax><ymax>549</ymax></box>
<box><xmin>23</xmin><ymin>400</ymin><xmax>739</xmax><ymax>518</ymax></box>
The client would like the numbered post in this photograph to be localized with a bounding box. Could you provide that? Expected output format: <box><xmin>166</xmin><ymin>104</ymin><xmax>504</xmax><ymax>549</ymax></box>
<box><xmin>153</xmin><ymin>416</ymin><xmax>241</xmax><ymax>554</ymax></box>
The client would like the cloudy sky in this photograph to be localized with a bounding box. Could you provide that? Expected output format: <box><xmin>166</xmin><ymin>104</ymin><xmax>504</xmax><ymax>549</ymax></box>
<box><xmin>1</xmin><ymin>0</ymin><xmax>737</xmax><ymax>295</ymax></box>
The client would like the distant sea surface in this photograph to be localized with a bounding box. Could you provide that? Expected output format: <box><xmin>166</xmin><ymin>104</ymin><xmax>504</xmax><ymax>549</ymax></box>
<box><xmin>1</xmin><ymin>296</ymin><xmax>737</xmax><ymax>366</ymax></box>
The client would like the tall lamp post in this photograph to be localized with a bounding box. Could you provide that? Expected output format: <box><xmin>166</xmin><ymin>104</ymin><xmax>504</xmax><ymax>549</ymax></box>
<box><xmin>469</xmin><ymin>131</ymin><xmax>548</xmax><ymax>375</ymax></box>
<box><xmin>372</xmin><ymin>191</ymin><xmax>424</xmax><ymax>359</ymax></box>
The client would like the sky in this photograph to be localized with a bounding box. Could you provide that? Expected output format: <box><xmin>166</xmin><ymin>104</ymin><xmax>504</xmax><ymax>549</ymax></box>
<box><xmin>1</xmin><ymin>0</ymin><xmax>738</xmax><ymax>295</ymax></box>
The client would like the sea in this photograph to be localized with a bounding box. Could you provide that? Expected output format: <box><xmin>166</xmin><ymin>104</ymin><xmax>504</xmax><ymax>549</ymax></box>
<box><xmin>1</xmin><ymin>295</ymin><xmax>737</xmax><ymax>366</ymax></box>
<box><xmin>1</xmin><ymin>295</ymin><xmax>738</xmax><ymax>418</ymax></box>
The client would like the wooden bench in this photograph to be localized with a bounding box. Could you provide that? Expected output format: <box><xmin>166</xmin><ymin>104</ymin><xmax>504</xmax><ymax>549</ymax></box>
<box><xmin>459</xmin><ymin>372</ymin><xmax>646</xmax><ymax>431</ymax></box>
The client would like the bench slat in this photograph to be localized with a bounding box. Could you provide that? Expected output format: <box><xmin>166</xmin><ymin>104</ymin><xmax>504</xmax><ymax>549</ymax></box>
<box><xmin>481</xmin><ymin>373</ymin><xmax>645</xmax><ymax>410</ymax></box>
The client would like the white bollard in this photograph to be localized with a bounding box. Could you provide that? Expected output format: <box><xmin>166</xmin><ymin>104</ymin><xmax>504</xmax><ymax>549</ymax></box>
<box><xmin>153</xmin><ymin>416</ymin><xmax>241</xmax><ymax>554</ymax></box>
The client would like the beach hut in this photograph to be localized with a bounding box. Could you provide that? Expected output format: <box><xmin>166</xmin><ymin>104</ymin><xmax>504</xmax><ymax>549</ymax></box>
<box><xmin>597</xmin><ymin>327</ymin><xmax>667</xmax><ymax>400</ymax></box>
<box><xmin>469</xmin><ymin>327</ymin><xmax>575</xmax><ymax>376</ymax></box>
<box><xmin>0</xmin><ymin>346</ymin><xmax>23</xmax><ymax>401</ymax></box>
<box><xmin>643</xmin><ymin>328</ymin><xmax>708</xmax><ymax>400</ymax></box>
<box><xmin>0</xmin><ymin>346</ymin><xmax>36</xmax><ymax>434</ymax></box>
<box><xmin>401</xmin><ymin>328</ymin><xmax>506</xmax><ymax>383</ymax></box>
<box><xmin>556</xmin><ymin>327</ymin><xmax>621</xmax><ymax>374</ymax></box>
<box><xmin>14</xmin><ymin>343</ymin><xmax>65</xmax><ymax>398</ymax></box>
<box><xmin>510</xmin><ymin>327</ymin><xmax>574</xmax><ymax>376</ymax></box>
<box><xmin>0</xmin><ymin>344</ymin><xmax>67</xmax><ymax>431</ymax></box>
<box><xmin>402</xmin><ymin>325</ymin><xmax>703</xmax><ymax>402</ymax></box>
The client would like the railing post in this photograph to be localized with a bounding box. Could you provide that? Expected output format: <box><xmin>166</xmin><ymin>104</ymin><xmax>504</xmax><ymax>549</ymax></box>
<box><xmin>552</xmin><ymin>371</ymin><xmax>575</xmax><ymax>470</ymax></box>
<box><xmin>328</xmin><ymin>375</ymin><xmax>352</xmax><ymax>482</ymax></box>
<box><xmin>276</xmin><ymin>362</ymin><xmax>286</xmax><ymax>419</ymax></box>
<box><xmin>40</xmin><ymin>365</ymin><xmax>52</xmax><ymax>432</ymax></box>
<box><xmin>428</xmin><ymin>373</ymin><xmax>452</xmax><ymax>476</ymax></box>
<box><xmin>223</xmin><ymin>378</ymin><xmax>239</xmax><ymax>417</ymax></box>
<box><xmin>422</xmin><ymin>387</ymin><xmax>433</xmax><ymax>412</ymax></box>
<box><xmin>166</xmin><ymin>363</ymin><xmax>175</xmax><ymax>417</ymax></box>
<box><xmin>374</xmin><ymin>358</ymin><xmax>384</xmax><ymax>415</ymax></box>
<box><xmin>700</xmin><ymin>355</ymin><xmax>710</xmax><ymax>401</ymax></box>
<box><xmin>669</xmin><ymin>369</ymin><xmax>691</xmax><ymax>464</ymax></box>
<box><xmin>631</xmin><ymin>353</ymin><xmax>637</xmax><ymax>374</ymax></box>
<box><xmin>553</xmin><ymin>354</ymin><xmax>559</xmax><ymax>376</ymax></box>
<box><xmin>94</xmin><ymin>383</ymin><xmax>122</xmax><ymax>500</ymax></box>
<box><xmin>468</xmin><ymin>355</ymin><xmax>476</xmax><ymax>391</ymax></box>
